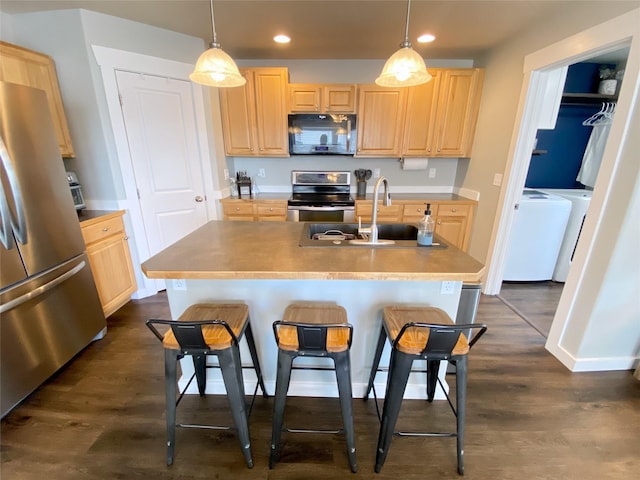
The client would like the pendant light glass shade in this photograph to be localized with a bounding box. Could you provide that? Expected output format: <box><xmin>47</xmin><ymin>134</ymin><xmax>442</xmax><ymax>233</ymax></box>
<box><xmin>190</xmin><ymin>44</ymin><xmax>246</xmax><ymax>87</ymax></box>
<box><xmin>189</xmin><ymin>0</ymin><xmax>246</xmax><ymax>88</ymax></box>
<box><xmin>375</xmin><ymin>0</ymin><xmax>431</xmax><ymax>87</ymax></box>
<box><xmin>375</xmin><ymin>42</ymin><xmax>432</xmax><ymax>87</ymax></box>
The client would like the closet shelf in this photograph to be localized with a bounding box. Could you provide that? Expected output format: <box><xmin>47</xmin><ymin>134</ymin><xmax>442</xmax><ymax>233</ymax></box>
<box><xmin>561</xmin><ymin>93</ymin><xmax>617</xmax><ymax>105</ymax></box>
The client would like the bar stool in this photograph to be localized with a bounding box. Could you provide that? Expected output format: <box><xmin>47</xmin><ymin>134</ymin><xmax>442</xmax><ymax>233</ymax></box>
<box><xmin>146</xmin><ymin>303</ymin><xmax>268</xmax><ymax>468</ymax></box>
<box><xmin>270</xmin><ymin>302</ymin><xmax>358</xmax><ymax>473</ymax></box>
<box><xmin>364</xmin><ymin>305</ymin><xmax>487</xmax><ymax>475</ymax></box>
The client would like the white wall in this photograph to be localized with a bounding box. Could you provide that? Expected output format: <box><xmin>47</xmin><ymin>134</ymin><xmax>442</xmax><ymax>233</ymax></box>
<box><xmin>477</xmin><ymin>7</ymin><xmax>640</xmax><ymax>372</ymax></box>
<box><xmin>464</xmin><ymin>1</ymin><xmax>639</xmax><ymax>265</ymax></box>
<box><xmin>5</xmin><ymin>9</ymin><xmax>209</xmax><ymax>208</ymax></box>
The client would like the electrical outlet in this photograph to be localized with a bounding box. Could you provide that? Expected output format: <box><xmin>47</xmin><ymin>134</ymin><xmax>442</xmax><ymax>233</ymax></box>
<box><xmin>172</xmin><ymin>279</ymin><xmax>187</xmax><ymax>291</ymax></box>
<box><xmin>223</xmin><ymin>168</ymin><xmax>229</xmax><ymax>180</ymax></box>
<box><xmin>373</xmin><ymin>168</ymin><xmax>381</xmax><ymax>178</ymax></box>
<box><xmin>441</xmin><ymin>281</ymin><xmax>455</xmax><ymax>295</ymax></box>
<box><xmin>493</xmin><ymin>173</ymin><xmax>503</xmax><ymax>186</ymax></box>
<box><xmin>429</xmin><ymin>168</ymin><xmax>436</xmax><ymax>178</ymax></box>
<box><xmin>258</xmin><ymin>168</ymin><xmax>266</xmax><ymax>177</ymax></box>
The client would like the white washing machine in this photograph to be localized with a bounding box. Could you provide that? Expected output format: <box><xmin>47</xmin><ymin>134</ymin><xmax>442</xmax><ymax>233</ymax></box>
<box><xmin>503</xmin><ymin>189</ymin><xmax>571</xmax><ymax>281</ymax></box>
<box><xmin>539</xmin><ymin>189</ymin><xmax>592</xmax><ymax>282</ymax></box>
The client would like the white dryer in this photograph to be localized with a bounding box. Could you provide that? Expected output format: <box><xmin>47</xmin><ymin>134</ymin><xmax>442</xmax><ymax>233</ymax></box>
<box><xmin>503</xmin><ymin>189</ymin><xmax>571</xmax><ymax>281</ymax></box>
<box><xmin>539</xmin><ymin>189</ymin><xmax>592</xmax><ymax>282</ymax></box>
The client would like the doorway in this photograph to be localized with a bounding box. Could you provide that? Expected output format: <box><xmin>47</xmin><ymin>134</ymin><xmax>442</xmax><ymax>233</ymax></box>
<box><xmin>499</xmin><ymin>50</ymin><xmax>629</xmax><ymax>339</ymax></box>
<box><xmin>93</xmin><ymin>46</ymin><xmax>218</xmax><ymax>298</ymax></box>
<box><xmin>484</xmin><ymin>9</ymin><xmax>639</xmax><ymax>371</ymax></box>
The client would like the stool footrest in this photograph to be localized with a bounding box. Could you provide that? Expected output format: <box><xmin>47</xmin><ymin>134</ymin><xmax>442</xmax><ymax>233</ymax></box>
<box><xmin>396</xmin><ymin>431</ymin><xmax>457</xmax><ymax>437</ymax></box>
<box><xmin>178</xmin><ymin>423</ymin><xmax>232</xmax><ymax>431</ymax></box>
<box><xmin>285</xmin><ymin>427</ymin><xmax>343</xmax><ymax>435</ymax></box>
<box><xmin>291</xmin><ymin>365</ymin><xmax>337</xmax><ymax>371</ymax></box>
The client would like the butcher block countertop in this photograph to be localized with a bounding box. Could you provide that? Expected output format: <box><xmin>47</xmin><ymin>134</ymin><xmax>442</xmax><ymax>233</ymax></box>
<box><xmin>141</xmin><ymin>221</ymin><xmax>484</xmax><ymax>282</ymax></box>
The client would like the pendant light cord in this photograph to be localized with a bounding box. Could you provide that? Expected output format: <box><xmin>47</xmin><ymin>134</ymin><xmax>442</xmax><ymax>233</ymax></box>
<box><xmin>401</xmin><ymin>0</ymin><xmax>412</xmax><ymax>47</ymax></box>
<box><xmin>209</xmin><ymin>0</ymin><xmax>219</xmax><ymax>47</ymax></box>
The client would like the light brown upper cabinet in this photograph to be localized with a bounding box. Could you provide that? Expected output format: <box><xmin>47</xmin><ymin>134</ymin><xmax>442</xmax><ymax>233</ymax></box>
<box><xmin>358</xmin><ymin>68</ymin><xmax>484</xmax><ymax>158</ymax></box>
<box><xmin>0</xmin><ymin>41</ymin><xmax>75</xmax><ymax>158</ymax></box>
<box><xmin>289</xmin><ymin>84</ymin><xmax>357</xmax><ymax>113</ymax></box>
<box><xmin>355</xmin><ymin>85</ymin><xmax>408</xmax><ymax>157</ymax></box>
<box><xmin>219</xmin><ymin>67</ymin><xmax>289</xmax><ymax>157</ymax></box>
<box><xmin>430</xmin><ymin>68</ymin><xmax>484</xmax><ymax>157</ymax></box>
<box><xmin>402</xmin><ymin>70</ymin><xmax>442</xmax><ymax>156</ymax></box>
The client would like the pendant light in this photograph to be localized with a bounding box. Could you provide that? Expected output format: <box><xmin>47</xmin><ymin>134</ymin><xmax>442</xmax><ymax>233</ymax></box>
<box><xmin>189</xmin><ymin>0</ymin><xmax>246</xmax><ymax>87</ymax></box>
<box><xmin>375</xmin><ymin>0</ymin><xmax>432</xmax><ymax>87</ymax></box>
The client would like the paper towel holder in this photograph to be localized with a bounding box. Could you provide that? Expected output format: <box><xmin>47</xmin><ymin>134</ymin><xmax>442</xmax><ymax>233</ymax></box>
<box><xmin>400</xmin><ymin>157</ymin><xmax>429</xmax><ymax>171</ymax></box>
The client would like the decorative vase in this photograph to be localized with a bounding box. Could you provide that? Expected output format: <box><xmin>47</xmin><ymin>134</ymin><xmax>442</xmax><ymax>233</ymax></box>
<box><xmin>598</xmin><ymin>79</ymin><xmax>617</xmax><ymax>95</ymax></box>
<box><xmin>356</xmin><ymin>180</ymin><xmax>367</xmax><ymax>198</ymax></box>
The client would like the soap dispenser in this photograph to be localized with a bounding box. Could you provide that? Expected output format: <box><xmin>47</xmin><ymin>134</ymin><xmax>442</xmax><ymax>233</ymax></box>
<box><xmin>417</xmin><ymin>203</ymin><xmax>435</xmax><ymax>246</ymax></box>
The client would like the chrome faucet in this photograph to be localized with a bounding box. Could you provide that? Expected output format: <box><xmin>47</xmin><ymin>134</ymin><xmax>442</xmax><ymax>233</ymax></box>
<box><xmin>358</xmin><ymin>176</ymin><xmax>392</xmax><ymax>244</ymax></box>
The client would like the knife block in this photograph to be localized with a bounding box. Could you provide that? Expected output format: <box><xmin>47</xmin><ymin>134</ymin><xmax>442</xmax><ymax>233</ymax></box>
<box><xmin>237</xmin><ymin>178</ymin><xmax>252</xmax><ymax>198</ymax></box>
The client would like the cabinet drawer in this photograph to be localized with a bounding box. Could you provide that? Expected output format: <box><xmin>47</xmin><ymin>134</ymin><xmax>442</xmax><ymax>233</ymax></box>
<box><xmin>223</xmin><ymin>202</ymin><xmax>254</xmax><ymax>216</ymax></box>
<box><xmin>403</xmin><ymin>203</ymin><xmax>438</xmax><ymax>221</ymax></box>
<box><xmin>437</xmin><ymin>203</ymin><xmax>470</xmax><ymax>216</ymax></box>
<box><xmin>81</xmin><ymin>216</ymin><xmax>124</xmax><ymax>245</ymax></box>
<box><xmin>356</xmin><ymin>201</ymin><xmax>402</xmax><ymax>222</ymax></box>
<box><xmin>256</xmin><ymin>204</ymin><xmax>287</xmax><ymax>217</ymax></box>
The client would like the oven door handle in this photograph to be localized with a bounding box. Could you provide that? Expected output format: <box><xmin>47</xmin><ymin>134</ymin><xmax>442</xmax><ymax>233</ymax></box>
<box><xmin>289</xmin><ymin>205</ymin><xmax>355</xmax><ymax>211</ymax></box>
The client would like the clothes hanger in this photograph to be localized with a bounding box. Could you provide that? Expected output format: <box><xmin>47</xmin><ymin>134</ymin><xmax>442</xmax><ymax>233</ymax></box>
<box><xmin>582</xmin><ymin>102</ymin><xmax>616</xmax><ymax>126</ymax></box>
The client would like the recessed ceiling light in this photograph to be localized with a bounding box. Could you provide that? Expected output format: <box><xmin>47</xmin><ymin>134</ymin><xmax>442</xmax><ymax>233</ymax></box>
<box><xmin>274</xmin><ymin>34</ymin><xmax>291</xmax><ymax>44</ymax></box>
<box><xmin>417</xmin><ymin>34</ymin><xmax>436</xmax><ymax>43</ymax></box>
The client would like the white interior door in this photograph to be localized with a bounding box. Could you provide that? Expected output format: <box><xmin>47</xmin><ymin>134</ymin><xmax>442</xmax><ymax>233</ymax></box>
<box><xmin>115</xmin><ymin>71</ymin><xmax>208</xmax><ymax>256</ymax></box>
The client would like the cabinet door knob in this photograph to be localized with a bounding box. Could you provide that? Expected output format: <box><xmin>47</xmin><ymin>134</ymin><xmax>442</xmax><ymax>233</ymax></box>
<box><xmin>102</xmin><ymin>227</ymin><xmax>109</xmax><ymax>232</ymax></box>
<box><xmin>195</xmin><ymin>196</ymin><xmax>204</xmax><ymax>202</ymax></box>
<box><xmin>451</xmin><ymin>208</ymin><xmax>457</xmax><ymax>212</ymax></box>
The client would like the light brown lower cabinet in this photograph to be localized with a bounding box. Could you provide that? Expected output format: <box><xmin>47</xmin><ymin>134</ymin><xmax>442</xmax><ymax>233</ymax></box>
<box><xmin>356</xmin><ymin>199</ymin><xmax>475</xmax><ymax>252</ymax></box>
<box><xmin>80</xmin><ymin>211</ymin><xmax>137</xmax><ymax>317</ymax></box>
<box><xmin>221</xmin><ymin>198</ymin><xmax>288</xmax><ymax>221</ymax></box>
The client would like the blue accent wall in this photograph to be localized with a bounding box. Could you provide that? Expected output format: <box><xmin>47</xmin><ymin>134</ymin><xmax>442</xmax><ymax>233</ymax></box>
<box><xmin>525</xmin><ymin>63</ymin><xmax>613</xmax><ymax>189</ymax></box>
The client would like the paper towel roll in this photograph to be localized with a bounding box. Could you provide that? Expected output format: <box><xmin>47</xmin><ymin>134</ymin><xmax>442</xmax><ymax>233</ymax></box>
<box><xmin>401</xmin><ymin>158</ymin><xmax>429</xmax><ymax>170</ymax></box>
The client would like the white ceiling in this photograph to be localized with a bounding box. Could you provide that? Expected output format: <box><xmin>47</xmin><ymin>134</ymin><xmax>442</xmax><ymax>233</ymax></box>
<box><xmin>1</xmin><ymin>1</ymin><xmax>633</xmax><ymax>62</ymax></box>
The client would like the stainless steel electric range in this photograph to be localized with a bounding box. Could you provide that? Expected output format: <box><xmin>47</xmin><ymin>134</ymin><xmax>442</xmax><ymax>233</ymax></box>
<box><xmin>287</xmin><ymin>171</ymin><xmax>355</xmax><ymax>222</ymax></box>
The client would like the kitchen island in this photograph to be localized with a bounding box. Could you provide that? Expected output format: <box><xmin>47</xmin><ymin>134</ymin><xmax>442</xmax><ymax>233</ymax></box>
<box><xmin>141</xmin><ymin>221</ymin><xmax>484</xmax><ymax>399</ymax></box>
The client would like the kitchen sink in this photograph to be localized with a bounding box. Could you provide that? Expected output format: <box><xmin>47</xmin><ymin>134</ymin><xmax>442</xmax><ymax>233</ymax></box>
<box><xmin>299</xmin><ymin>222</ymin><xmax>427</xmax><ymax>247</ymax></box>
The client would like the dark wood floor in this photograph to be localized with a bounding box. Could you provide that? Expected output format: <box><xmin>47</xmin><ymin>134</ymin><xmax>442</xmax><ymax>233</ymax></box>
<box><xmin>2</xmin><ymin>291</ymin><xmax>639</xmax><ymax>479</ymax></box>
<box><xmin>498</xmin><ymin>281</ymin><xmax>564</xmax><ymax>337</ymax></box>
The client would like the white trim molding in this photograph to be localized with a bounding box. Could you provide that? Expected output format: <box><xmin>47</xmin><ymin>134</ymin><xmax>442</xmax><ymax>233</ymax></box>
<box><xmin>484</xmin><ymin>8</ymin><xmax>640</xmax><ymax>372</ymax></box>
<box><xmin>92</xmin><ymin>45</ymin><xmax>216</xmax><ymax>298</ymax></box>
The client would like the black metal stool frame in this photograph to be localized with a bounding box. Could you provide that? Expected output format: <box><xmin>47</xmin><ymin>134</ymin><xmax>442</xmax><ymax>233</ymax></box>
<box><xmin>364</xmin><ymin>321</ymin><xmax>487</xmax><ymax>475</ymax></box>
<box><xmin>146</xmin><ymin>318</ymin><xmax>268</xmax><ymax>468</ymax></box>
<box><xmin>270</xmin><ymin>320</ymin><xmax>358</xmax><ymax>473</ymax></box>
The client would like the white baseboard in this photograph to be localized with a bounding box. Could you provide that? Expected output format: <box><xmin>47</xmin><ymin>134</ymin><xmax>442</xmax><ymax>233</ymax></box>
<box><xmin>546</xmin><ymin>341</ymin><xmax>638</xmax><ymax>372</ymax></box>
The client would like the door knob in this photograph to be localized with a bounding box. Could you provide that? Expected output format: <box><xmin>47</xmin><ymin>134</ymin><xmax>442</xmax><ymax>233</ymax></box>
<box><xmin>195</xmin><ymin>196</ymin><xmax>204</xmax><ymax>202</ymax></box>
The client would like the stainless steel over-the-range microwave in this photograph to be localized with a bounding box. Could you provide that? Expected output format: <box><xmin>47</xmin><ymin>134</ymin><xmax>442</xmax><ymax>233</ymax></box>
<box><xmin>288</xmin><ymin>114</ymin><xmax>356</xmax><ymax>155</ymax></box>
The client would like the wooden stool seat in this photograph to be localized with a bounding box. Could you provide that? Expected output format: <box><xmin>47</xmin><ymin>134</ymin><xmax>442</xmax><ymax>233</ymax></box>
<box><xmin>162</xmin><ymin>303</ymin><xmax>249</xmax><ymax>350</ymax></box>
<box><xmin>270</xmin><ymin>302</ymin><xmax>357</xmax><ymax>473</ymax></box>
<box><xmin>365</xmin><ymin>304</ymin><xmax>487</xmax><ymax>475</ymax></box>
<box><xmin>383</xmin><ymin>306</ymin><xmax>470</xmax><ymax>356</ymax></box>
<box><xmin>278</xmin><ymin>302</ymin><xmax>350</xmax><ymax>352</ymax></box>
<box><xmin>146</xmin><ymin>302</ymin><xmax>267</xmax><ymax>469</ymax></box>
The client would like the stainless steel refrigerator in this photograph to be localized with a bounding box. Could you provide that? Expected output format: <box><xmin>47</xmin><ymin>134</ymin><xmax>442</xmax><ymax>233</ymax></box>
<box><xmin>0</xmin><ymin>81</ymin><xmax>106</xmax><ymax>417</ymax></box>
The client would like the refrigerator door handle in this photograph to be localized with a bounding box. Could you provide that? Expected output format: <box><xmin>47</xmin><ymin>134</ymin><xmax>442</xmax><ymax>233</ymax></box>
<box><xmin>0</xmin><ymin>178</ymin><xmax>12</xmax><ymax>249</ymax></box>
<box><xmin>0</xmin><ymin>137</ymin><xmax>27</xmax><ymax>244</ymax></box>
<box><xmin>0</xmin><ymin>260</ymin><xmax>85</xmax><ymax>314</ymax></box>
